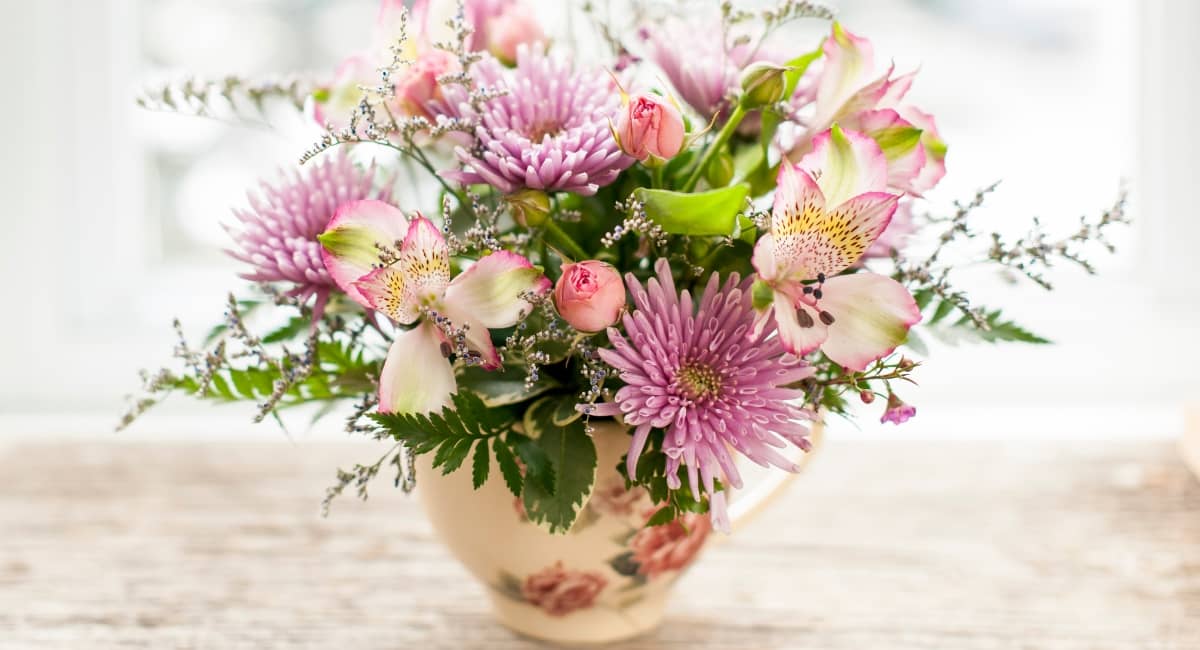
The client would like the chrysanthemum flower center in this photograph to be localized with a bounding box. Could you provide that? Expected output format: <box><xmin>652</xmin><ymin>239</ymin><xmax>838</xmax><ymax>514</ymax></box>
<box><xmin>525</xmin><ymin>118</ymin><xmax>565</xmax><ymax>142</ymax></box>
<box><xmin>675</xmin><ymin>361</ymin><xmax>723</xmax><ymax>402</ymax></box>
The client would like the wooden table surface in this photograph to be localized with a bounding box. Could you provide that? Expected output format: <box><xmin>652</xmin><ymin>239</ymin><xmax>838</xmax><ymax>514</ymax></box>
<box><xmin>2</xmin><ymin>439</ymin><xmax>1198</xmax><ymax>649</ymax></box>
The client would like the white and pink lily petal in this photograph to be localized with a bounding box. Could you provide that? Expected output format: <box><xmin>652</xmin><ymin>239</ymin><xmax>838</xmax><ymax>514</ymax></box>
<box><xmin>789</xmin><ymin>22</ymin><xmax>947</xmax><ymax>195</ymax></box>
<box><xmin>319</xmin><ymin>200</ymin><xmax>550</xmax><ymax>411</ymax></box>
<box><xmin>753</xmin><ymin>125</ymin><xmax>920</xmax><ymax>371</ymax></box>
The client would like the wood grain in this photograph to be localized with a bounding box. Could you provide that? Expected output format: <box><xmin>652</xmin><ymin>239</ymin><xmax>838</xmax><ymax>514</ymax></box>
<box><xmin>1</xmin><ymin>439</ymin><xmax>1198</xmax><ymax>649</ymax></box>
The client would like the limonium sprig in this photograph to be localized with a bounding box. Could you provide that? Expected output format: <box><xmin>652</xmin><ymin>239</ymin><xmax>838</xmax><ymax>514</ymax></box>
<box><xmin>121</xmin><ymin>0</ymin><xmax>1128</xmax><ymax>533</ymax></box>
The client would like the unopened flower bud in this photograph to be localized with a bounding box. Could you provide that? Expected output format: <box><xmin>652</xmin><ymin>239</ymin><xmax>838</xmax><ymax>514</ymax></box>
<box><xmin>739</xmin><ymin>62</ymin><xmax>789</xmax><ymax>109</ymax></box>
<box><xmin>554</xmin><ymin>261</ymin><xmax>626</xmax><ymax>332</ymax></box>
<box><xmin>507</xmin><ymin>189</ymin><xmax>551</xmax><ymax>228</ymax></box>
<box><xmin>859</xmin><ymin>390</ymin><xmax>875</xmax><ymax>404</ymax></box>
<box><xmin>614</xmin><ymin>93</ymin><xmax>685</xmax><ymax>163</ymax></box>
<box><xmin>898</xmin><ymin>356</ymin><xmax>915</xmax><ymax>370</ymax></box>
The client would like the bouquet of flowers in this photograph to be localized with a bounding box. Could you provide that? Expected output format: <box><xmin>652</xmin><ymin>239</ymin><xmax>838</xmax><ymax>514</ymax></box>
<box><xmin>123</xmin><ymin>0</ymin><xmax>1126</xmax><ymax>535</ymax></box>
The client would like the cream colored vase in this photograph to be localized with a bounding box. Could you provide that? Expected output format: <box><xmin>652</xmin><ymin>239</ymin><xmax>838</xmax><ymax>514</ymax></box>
<box><xmin>416</xmin><ymin>420</ymin><xmax>822</xmax><ymax>645</ymax></box>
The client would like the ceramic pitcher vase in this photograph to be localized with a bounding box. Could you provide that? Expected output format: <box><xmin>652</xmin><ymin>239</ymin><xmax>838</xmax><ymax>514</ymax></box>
<box><xmin>415</xmin><ymin>419</ymin><xmax>822</xmax><ymax>645</ymax></box>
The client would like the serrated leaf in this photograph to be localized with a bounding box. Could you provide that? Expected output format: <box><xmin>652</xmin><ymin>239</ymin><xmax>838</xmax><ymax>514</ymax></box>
<box><xmin>512</xmin><ymin>432</ymin><xmax>555</xmax><ymax>494</ymax></box>
<box><xmin>493</xmin><ymin>438</ymin><xmax>523</xmax><ymax>498</ymax></box>
<box><xmin>521</xmin><ymin>399</ymin><xmax>598</xmax><ymax>534</ymax></box>
<box><xmin>645</xmin><ymin>506</ymin><xmax>678</xmax><ymax>528</ymax></box>
<box><xmin>471</xmin><ymin>440</ymin><xmax>490</xmax><ymax>489</ymax></box>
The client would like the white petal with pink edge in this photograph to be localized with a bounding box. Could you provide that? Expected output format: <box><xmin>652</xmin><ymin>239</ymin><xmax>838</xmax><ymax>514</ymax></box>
<box><xmin>814</xmin><ymin>23</ymin><xmax>876</xmax><ymax>127</ymax></box>
<box><xmin>378</xmin><ymin>321</ymin><xmax>457</xmax><ymax>415</ymax></box>
<box><xmin>771</xmin><ymin>293</ymin><xmax>829</xmax><ymax>358</ymax></box>
<box><xmin>437</xmin><ymin>300</ymin><xmax>503</xmax><ymax>370</ymax></box>
<box><xmin>816</xmin><ymin>272</ymin><xmax>921</xmax><ymax>372</ymax></box>
<box><xmin>441</xmin><ymin>250</ymin><xmax>551</xmax><ymax>329</ymax></box>
<box><xmin>798</xmin><ymin>125</ymin><xmax>889</xmax><ymax>208</ymax></box>
<box><xmin>319</xmin><ymin>199</ymin><xmax>409</xmax><ymax>307</ymax></box>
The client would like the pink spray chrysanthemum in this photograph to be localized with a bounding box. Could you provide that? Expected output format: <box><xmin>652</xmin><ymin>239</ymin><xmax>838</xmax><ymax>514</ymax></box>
<box><xmin>586</xmin><ymin>259</ymin><xmax>817</xmax><ymax>532</ymax></box>
<box><xmin>226</xmin><ymin>151</ymin><xmax>391</xmax><ymax>315</ymax></box>
<box><xmin>440</xmin><ymin>45</ymin><xmax>632</xmax><ymax>196</ymax></box>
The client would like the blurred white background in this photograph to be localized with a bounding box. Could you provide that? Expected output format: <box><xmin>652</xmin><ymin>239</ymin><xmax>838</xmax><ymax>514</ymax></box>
<box><xmin>1</xmin><ymin>0</ymin><xmax>1196</xmax><ymax>440</ymax></box>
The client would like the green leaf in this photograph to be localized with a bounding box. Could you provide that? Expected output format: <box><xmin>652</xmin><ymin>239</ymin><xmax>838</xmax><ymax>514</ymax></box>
<box><xmin>551</xmin><ymin>395</ymin><xmax>583</xmax><ymax>427</ymax></box>
<box><xmin>471</xmin><ymin>440</ymin><xmax>490</xmax><ymax>489</ymax></box>
<box><xmin>633</xmin><ymin>185</ymin><xmax>750</xmax><ymax>237</ymax></box>
<box><xmin>645</xmin><ymin>506</ymin><xmax>678</xmax><ymax>528</ymax></box>
<box><xmin>262</xmin><ymin>316</ymin><xmax>309</xmax><ymax>344</ymax></box>
<box><xmin>493</xmin><ymin>438</ymin><xmax>524</xmax><ymax>498</ymax></box>
<box><xmin>512</xmin><ymin>431</ymin><xmax>555</xmax><ymax>494</ymax></box>
<box><xmin>929</xmin><ymin>299</ymin><xmax>956</xmax><ymax>324</ymax></box>
<box><xmin>521</xmin><ymin>397</ymin><xmax>598</xmax><ymax>534</ymax></box>
<box><xmin>456</xmin><ymin>361</ymin><xmax>560</xmax><ymax>407</ymax></box>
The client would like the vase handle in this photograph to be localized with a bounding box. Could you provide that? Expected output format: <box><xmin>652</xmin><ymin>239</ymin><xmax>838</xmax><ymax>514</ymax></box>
<box><xmin>726</xmin><ymin>420</ymin><xmax>824</xmax><ymax>531</ymax></box>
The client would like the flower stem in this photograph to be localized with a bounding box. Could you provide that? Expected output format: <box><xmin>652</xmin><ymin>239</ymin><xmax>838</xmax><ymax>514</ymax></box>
<box><xmin>541</xmin><ymin>219</ymin><xmax>588</xmax><ymax>262</ymax></box>
<box><xmin>682</xmin><ymin>103</ymin><xmax>747</xmax><ymax>192</ymax></box>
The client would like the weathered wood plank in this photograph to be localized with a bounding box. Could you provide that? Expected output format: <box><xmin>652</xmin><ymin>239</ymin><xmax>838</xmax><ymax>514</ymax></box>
<box><xmin>1</xmin><ymin>440</ymin><xmax>1198</xmax><ymax>649</ymax></box>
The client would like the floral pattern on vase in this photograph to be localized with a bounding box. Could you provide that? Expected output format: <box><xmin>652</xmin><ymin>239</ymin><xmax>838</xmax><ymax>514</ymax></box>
<box><xmin>519</xmin><ymin>562</ymin><xmax>608</xmax><ymax>616</ymax></box>
<box><xmin>493</xmin><ymin>476</ymin><xmax>712</xmax><ymax>617</ymax></box>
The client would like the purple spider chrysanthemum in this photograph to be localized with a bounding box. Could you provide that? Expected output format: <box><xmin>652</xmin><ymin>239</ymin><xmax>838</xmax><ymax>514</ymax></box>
<box><xmin>441</xmin><ymin>45</ymin><xmax>632</xmax><ymax>196</ymax></box>
<box><xmin>226</xmin><ymin>150</ymin><xmax>391</xmax><ymax>316</ymax></box>
<box><xmin>587</xmin><ymin>259</ymin><xmax>816</xmax><ymax>532</ymax></box>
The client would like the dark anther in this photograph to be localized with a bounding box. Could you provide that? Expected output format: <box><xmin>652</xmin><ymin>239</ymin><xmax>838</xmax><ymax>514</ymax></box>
<box><xmin>797</xmin><ymin>309</ymin><xmax>815</xmax><ymax>328</ymax></box>
<box><xmin>439</xmin><ymin>341</ymin><xmax>453</xmax><ymax>358</ymax></box>
<box><xmin>802</xmin><ymin>286</ymin><xmax>814</xmax><ymax>295</ymax></box>
<box><xmin>812</xmin><ymin>289</ymin><xmax>823</xmax><ymax>300</ymax></box>
<box><xmin>817</xmin><ymin>272</ymin><xmax>826</xmax><ymax>283</ymax></box>
<box><xmin>819</xmin><ymin>310</ymin><xmax>835</xmax><ymax>325</ymax></box>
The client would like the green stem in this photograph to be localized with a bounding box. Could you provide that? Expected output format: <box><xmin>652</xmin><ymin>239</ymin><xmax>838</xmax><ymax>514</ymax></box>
<box><xmin>682</xmin><ymin>103</ymin><xmax>747</xmax><ymax>192</ymax></box>
<box><xmin>541</xmin><ymin>219</ymin><xmax>588</xmax><ymax>262</ymax></box>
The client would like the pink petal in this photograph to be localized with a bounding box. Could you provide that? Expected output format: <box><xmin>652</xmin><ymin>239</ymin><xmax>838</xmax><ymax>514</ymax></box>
<box><xmin>902</xmin><ymin>106</ymin><xmax>948</xmax><ymax>193</ymax></box>
<box><xmin>318</xmin><ymin>199</ymin><xmax>410</xmax><ymax>308</ymax></box>
<box><xmin>442</xmin><ymin>250</ymin><xmax>550</xmax><ymax>329</ymax></box>
<box><xmin>799</xmin><ymin>125</ymin><xmax>890</xmax><ymax>207</ymax></box>
<box><xmin>378</xmin><ymin>321</ymin><xmax>457</xmax><ymax>414</ymax></box>
<box><xmin>771</xmin><ymin>191</ymin><xmax>899</xmax><ymax>279</ymax></box>
<box><xmin>816</xmin><ymin>272</ymin><xmax>921</xmax><ymax>372</ymax></box>
<box><xmin>850</xmin><ymin>109</ymin><xmax>927</xmax><ymax>194</ymax></box>
<box><xmin>814</xmin><ymin>23</ymin><xmax>876</xmax><ymax>128</ymax></box>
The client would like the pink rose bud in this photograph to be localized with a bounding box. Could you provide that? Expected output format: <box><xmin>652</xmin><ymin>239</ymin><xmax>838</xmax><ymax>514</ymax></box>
<box><xmin>487</xmin><ymin>4</ymin><xmax>544</xmax><ymax>66</ymax></box>
<box><xmin>392</xmin><ymin>49</ymin><xmax>460</xmax><ymax>120</ymax></box>
<box><xmin>554</xmin><ymin>261</ymin><xmax>626</xmax><ymax>332</ymax></box>
<box><xmin>615</xmin><ymin>93</ymin><xmax>686</xmax><ymax>162</ymax></box>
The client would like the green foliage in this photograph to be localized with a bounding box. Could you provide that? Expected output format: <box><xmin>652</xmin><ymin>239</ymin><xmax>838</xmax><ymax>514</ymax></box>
<box><xmin>520</xmin><ymin>396</ymin><xmax>598</xmax><ymax>534</ymax></box>
<box><xmin>371</xmin><ymin>392</ymin><xmax>513</xmax><ymax>475</ymax></box>
<box><xmin>371</xmin><ymin>391</ymin><xmax>598</xmax><ymax>535</ymax></box>
<box><xmin>634</xmin><ymin>185</ymin><xmax>750</xmax><ymax>237</ymax></box>
<box><xmin>456</xmin><ymin>360</ymin><xmax>560</xmax><ymax>407</ymax></box>
<box><xmin>619</xmin><ymin>431</ymin><xmax>718</xmax><ymax>526</ymax></box>
<box><xmin>175</xmin><ymin>338</ymin><xmax>377</xmax><ymax>407</ymax></box>
<box><xmin>916</xmin><ymin>298</ymin><xmax>1051</xmax><ymax>346</ymax></box>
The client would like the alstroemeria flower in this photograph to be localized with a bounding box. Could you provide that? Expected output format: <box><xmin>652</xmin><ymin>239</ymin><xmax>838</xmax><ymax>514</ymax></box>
<box><xmin>319</xmin><ymin>199</ymin><xmax>551</xmax><ymax>413</ymax></box>
<box><xmin>788</xmin><ymin>23</ymin><xmax>947</xmax><ymax>196</ymax></box>
<box><xmin>752</xmin><ymin>125</ymin><xmax>921</xmax><ymax>371</ymax></box>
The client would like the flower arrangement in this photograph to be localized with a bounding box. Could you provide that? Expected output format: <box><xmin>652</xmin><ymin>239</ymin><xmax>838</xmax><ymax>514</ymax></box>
<box><xmin>122</xmin><ymin>0</ymin><xmax>1127</xmax><ymax>536</ymax></box>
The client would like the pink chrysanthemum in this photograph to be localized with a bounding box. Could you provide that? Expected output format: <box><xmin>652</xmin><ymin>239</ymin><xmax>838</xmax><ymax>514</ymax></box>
<box><xmin>587</xmin><ymin>259</ymin><xmax>816</xmax><ymax>532</ymax></box>
<box><xmin>441</xmin><ymin>46</ymin><xmax>632</xmax><ymax>196</ymax></box>
<box><xmin>226</xmin><ymin>151</ymin><xmax>391</xmax><ymax>314</ymax></box>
